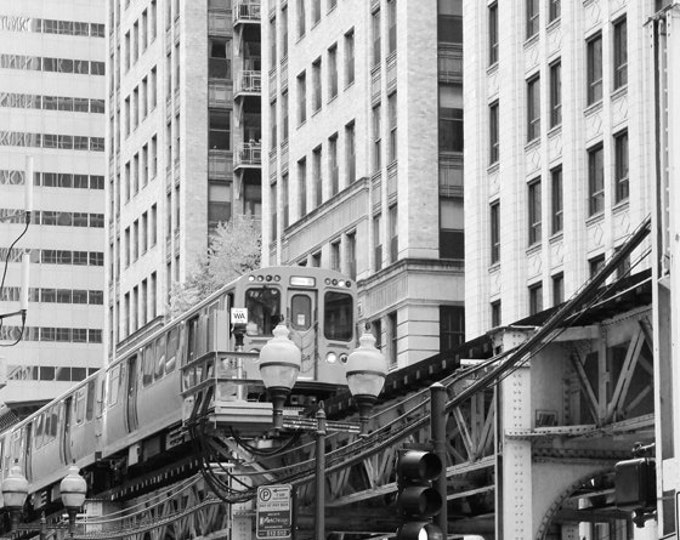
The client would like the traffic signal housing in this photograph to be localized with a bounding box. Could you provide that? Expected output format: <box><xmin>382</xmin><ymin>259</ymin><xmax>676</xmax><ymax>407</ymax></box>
<box><xmin>615</xmin><ymin>457</ymin><xmax>656</xmax><ymax>513</ymax></box>
<box><xmin>396</xmin><ymin>450</ymin><xmax>444</xmax><ymax>540</ymax></box>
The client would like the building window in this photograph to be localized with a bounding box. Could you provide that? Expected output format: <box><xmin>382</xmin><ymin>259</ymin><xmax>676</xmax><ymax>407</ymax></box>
<box><xmin>347</xmin><ymin>232</ymin><xmax>356</xmax><ymax>280</ymax></box>
<box><xmin>437</xmin><ymin>0</ymin><xmax>462</xmax><ymax>44</ymax></box>
<box><xmin>312</xmin><ymin>0</ymin><xmax>321</xmax><ymax>25</ymax></box>
<box><xmin>551</xmin><ymin>166</ymin><xmax>563</xmax><ymax>234</ymax></box>
<box><xmin>208</xmin><ymin>181</ymin><xmax>232</xmax><ymax>230</ymax></box>
<box><xmin>589</xmin><ymin>254</ymin><xmax>605</xmax><ymax>278</ymax></box>
<box><xmin>613</xmin><ymin>17</ymin><xmax>627</xmax><ymax>90</ymax></box>
<box><xmin>489</xmin><ymin>101</ymin><xmax>499</xmax><ymax>164</ymax></box>
<box><xmin>439</xmin><ymin>88</ymin><xmax>463</xmax><ymax>152</ymax></box>
<box><xmin>345</xmin><ymin>29</ymin><xmax>355</xmax><ymax>86</ymax></box>
<box><xmin>271</xmin><ymin>183</ymin><xmax>277</xmax><ymax>238</ymax></box>
<box><xmin>209</xmin><ymin>110</ymin><xmax>230</xmax><ymax>150</ymax></box>
<box><xmin>373</xmin><ymin>104</ymin><xmax>382</xmax><ymax>172</ymax></box>
<box><xmin>313</xmin><ymin>145</ymin><xmax>322</xmax><ymax>207</ymax></box>
<box><xmin>388</xmin><ymin>311</ymin><xmax>398</xmax><ymax>366</ymax></box>
<box><xmin>281</xmin><ymin>90</ymin><xmax>289</xmax><ymax>141</ymax></box>
<box><xmin>552</xmin><ymin>272</ymin><xmax>564</xmax><ymax>306</ymax></box>
<box><xmin>440</xmin><ymin>305</ymin><xmax>465</xmax><ymax>352</ymax></box>
<box><xmin>489</xmin><ymin>2</ymin><xmax>498</xmax><ymax>65</ymax></box>
<box><xmin>372</xmin><ymin>9</ymin><xmax>381</xmax><ymax>67</ymax></box>
<box><xmin>491</xmin><ymin>300</ymin><xmax>501</xmax><ymax>327</ymax></box>
<box><xmin>282</xmin><ymin>172</ymin><xmax>289</xmax><ymax>228</ymax></box>
<box><xmin>387</xmin><ymin>0</ymin><xmax>397</xmax><ymax>55</ymax></box>
<box><xmin>270</xmin><ymin>100</ymin><xmax>277</xmax><ymax>148</ymax></box>
<box><xmin>312</xmin><ymin>58</ymin><xmax>321</xmax><ymax>112</ymax></box>
<box><xmin>528</xmin><ymin>179</ymin><xmax>542</xmax><ymax>245</ymax></box>
<box><xmin>389</xmin><ymin>204</ymin><xmax>398</xmax><ymax>263</ymax></box>
<box><xmin>526</xmin><ymin>0</ymin><xmax>539</xmax><ymax>39</ymax></box>
<box><xmin>529</xmin><ymin>282</ymin><xmax>543</xmax><ymax>315</ymax></box>
<box><xmin>588</xmin><ymin>144</ymin><xmax>604</xmax><ymax>216</ymax></box>
<box><xmin>614</xmin><ymin>130</ymin><xmax>629</xmax><ymax>203</ymax></box>
<box><xmin>331</xmin><ymin>240</ymin><xmax>341</xmax><ymax>272</ymax></box>
<box><xmin>550</xmin><ymin>61</ymin><xmax>561</xmax><ymax>127</ymax></box>
<box><xmin>297</xmin><ymin>71</ymin><xmax>306</xmax><ymax>125</ymax></box>
<box><xmin>298</xmin><ymin>157</ymin><xmax>307</xmax><ymax>218</ymax></box>
<box><xmin>328</xmin><ymin>44</ymin><xmax>338</xmax><ymax>99</ymax></box>
<box><xmin>549</xmin><ymin>0</ymin><xmax>560</xmax><ymax>22</ymax></box>
<box><xmin>270</xmin><ymin>17</ymin><xmax>277</xmax><ymax>64</ymax></box>
<box><xmin>527</xmin><ymin>75</ymin><xmax>540</xmax><ymax>141</ymax></box>
<box><xmin>587</xmin><ymin>33</ymin><xmax>603</xmax><ymax>105</ymax></box>
<box><xmin>373</xmin><ymin>214</ymin><xmax>382</xmax><ymax>272</ymax></box>
<box><xmin>209</xmin><ymin>39</ymin><xmax>230</xmax><ymax>79</ymax></box>
<box><xmin>281</xmin><ymin>4</ymin><xmax>288</xmax><ymax>58</ymax></box>
<box><xmin>615</xmin><ymin>248</ymin><xmax>631</xmax><ymax>279</ymax></box>
<box><xmin>440</xmin><ymin>197</ymin><xmax>464</xmax><ymax>259</ymax></box>
<box><xmin>346</xmin><ymin>121</ymin><xmax>356</xmax><ymax>184</ymax></box>
<box><xmin>388</xmin><ymin>92</ymin><xmax>398</xmax><ymax>162</ymax></box>
<box><xmin>329</xmin><ymin>134</ymin><xmax>339</xmax><ymax>195</ymax></box>
<box><xmin>490</xmin><ymin>201</ymin><xmax>500</xmax><ymax>264</ymax></box>
<box><xmin>297</xmin><ymin>0</ymin><xmax>305</xmax><ymax>38</ymax></box>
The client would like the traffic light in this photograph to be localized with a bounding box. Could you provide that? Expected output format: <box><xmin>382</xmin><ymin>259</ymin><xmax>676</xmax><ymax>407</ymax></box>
<box><xmin>615</xmin><ymin>457</ymin><xmax>656</xmax><ymax>513</ymax></box>
<box><xmin>396</xmin><ymin>450</ymin><xmax>444</xmax><ymax>540</ymax></box>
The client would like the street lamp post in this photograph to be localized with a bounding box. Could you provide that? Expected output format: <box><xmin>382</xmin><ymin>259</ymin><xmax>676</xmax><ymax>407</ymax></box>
<box><xmin>1</xmin><ymin>464</ymin><xmax>87</xmax><ymax>539</ymax></box>
<box><xmin>258</xmin><ymin>322</ymin><xmax>387</xmax><ymax>540</ymax></box>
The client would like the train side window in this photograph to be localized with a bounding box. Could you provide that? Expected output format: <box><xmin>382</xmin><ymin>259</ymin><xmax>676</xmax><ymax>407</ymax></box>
<box><xmin>187</xmin><ymin>316</ymin><xmax>199</xmax><ymax>364</ymax></box>
<box><xmin>245</xmin><ymin>287</ymin><xmax>281</xmax><ymax>336</ymax></box>
<box><xmin>108</xmin><ymin>366</ymin><xmax>120</xmax><ymax>406</ymax></box>
<box><xmin>44</xmin><ymin>411</ymin><xmax>52</xmax><ymax>441</ymax></box>
<box><xmin>75</xmin><ymin>388</ymin><xmax>86</xmax><ymax>424</ymax></box>
<box><xmin>34</xmin><ymin>414</ymin><xmax>43</xmax><ymax>447</ymax></box>
<box><xmin>166</xmin><ymin>327</ymin><xmax>178</xmax><ymax>374</ymax></box>
<box><xmin>155</xmin><ymin>336</ymin><xmax>166</xmax><ymax>380</ymax></box>
<box><xmin>207</xmin><ymin>303</ymin><xmax>218</xmax><ymax>352</ymax></box>
<box><xmin>291</xmin><ymin>295</ymin><xmax>312</xmax><ymax>331</ymax></box>
<box><xmin>51</xmin><ymin>407</ymin><xmax>58</xmax><ymax>437</ymax></box>
<box><xmin>324</xmin><ymin>292</ymin><xmax>353</xmax><ymax>341</ymax></box>
<box><xmin>142</xmin><ymin>344</ymin><xmax>154</xmax><ymax>386</ymax></box>
<box><xmin>86</xmin><ymin>380</ymin><xmax>96</xmax><ymax>421</ymax></box>
<box><xmin>97</xmin><ymin>379</ymin><xmax>105</xmax><ymax>417</ymax></box>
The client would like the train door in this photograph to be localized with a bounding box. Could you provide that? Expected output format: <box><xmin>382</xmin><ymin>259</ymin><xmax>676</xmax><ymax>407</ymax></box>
<box><xmin>288</xmin><ymin>289</ymin><xmax>317</xmax><ymax>379</ymax></box>
<box><xmin>61</xmin><ymin>397</ymin><xmax>73</xmax><ymax>466</ymax></box>
<box><xmin>126</xmin><ymin>355</ymin><xmax>139</xmax><ymax>433</ymax></box>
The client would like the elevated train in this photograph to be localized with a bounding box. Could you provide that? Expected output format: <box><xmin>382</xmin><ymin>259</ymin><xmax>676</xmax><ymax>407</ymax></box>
<box><xmin>0</xmin><ymin>266</ymin><xmax>357</xmax><ymax>511</ymax></box>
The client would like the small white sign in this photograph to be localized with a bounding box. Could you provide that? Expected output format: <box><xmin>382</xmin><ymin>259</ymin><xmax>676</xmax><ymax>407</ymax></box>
<box><xmin>231</xmin><ymin>308</ymin><xmax>248</xmax><ymax>324</ymax></box>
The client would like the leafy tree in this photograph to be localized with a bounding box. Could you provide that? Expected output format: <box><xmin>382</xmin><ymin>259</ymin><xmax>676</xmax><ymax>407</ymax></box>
<box><xmin>168</xmin><ymin>214</ymin><xmax>261</xmax><ymax>316</ymax></box>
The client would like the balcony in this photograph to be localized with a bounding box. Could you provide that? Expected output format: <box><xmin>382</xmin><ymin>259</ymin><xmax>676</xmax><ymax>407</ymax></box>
<box><xmin>208</xmin><ymin>11</ymin><xmax>232</xmax><ymax>36</ymax></box>
<box><xmin>234</xmin><ymin>142</ymin><xmax>262</xmax><ymax>169</ymax></box>
<box><xmin>233</xmin><ymin>0</ymin><xmax>260</xmax><ymax>25</ymax></box>
<box><xmin>234</xmin><ymin>70</ymin><xmax>262</xmax><ymax>97</ymax></box>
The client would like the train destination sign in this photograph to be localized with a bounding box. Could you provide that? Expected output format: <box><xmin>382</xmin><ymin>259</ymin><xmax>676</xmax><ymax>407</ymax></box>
<box><xmin>256</xmin><ymin>484</ymin><xmax>293</xmax><ymax>539</ymax></box>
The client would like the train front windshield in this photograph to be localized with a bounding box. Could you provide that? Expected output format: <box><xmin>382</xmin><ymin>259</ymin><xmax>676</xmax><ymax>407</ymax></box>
<box><xmin>245</xmin><ymin>287</ymin><xmax>281</xmax><ymax>336</ymax></box>
<box><xmin>324</xmin><ymin>292</ymin><xmax>353</xmax><ymax>341</ymax></box>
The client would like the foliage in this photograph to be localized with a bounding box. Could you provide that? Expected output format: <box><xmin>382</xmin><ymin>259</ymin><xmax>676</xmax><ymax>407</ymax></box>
<box><xmin>168</xmin><ymin>214</ymin><xmax>261</xmax><ymax>316</ymax></box>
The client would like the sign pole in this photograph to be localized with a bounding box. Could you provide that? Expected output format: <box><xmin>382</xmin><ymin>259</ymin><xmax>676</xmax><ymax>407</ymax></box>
<box><xmin>315</xmin><ymin>402</ymin><xmax>327</xmax><ymax>540</ymax></box>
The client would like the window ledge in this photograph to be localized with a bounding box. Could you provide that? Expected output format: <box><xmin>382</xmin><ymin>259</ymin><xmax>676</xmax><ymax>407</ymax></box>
<box><xmin>295</xmin><ymin>34</ymin><xmax>305</xmax><ymax>45</ymax></box>
<box><xmin>613</xmin><ymin>198</ymin><xmax>629</xmax><ymax>214</ymax></box>
<box><xmin>311</xmin><ymin>20</ymin><xmax>321</xmax><ymax>31</ymax></box>
<box><xmin>547</xmin><ymin>124</ymin><xmax>562</xmax><ymax>138</ymax></box>
<box><xmin>547</xmin><ymin>18</ymin><xmax>561</xmax><ymax>32</ymax></box>
<box><xmin>487</xmin><ymin>161</ymin><xmax>500</xmax><ymax>174</ymax></box>
<box><xmin>488</xmin><ymin>262</ymin><xmax>500</xmax><ymax>273</ymax></box>
<box><xmin>549</xmin><ymin>231</ymin><xmax>563</xmax><ymax>244</ymax></box>
<box><xmin>524</xmin><ymin>137</ymin><xmax>540</xmax><ymax>152</ymax></box>
<box><xmin>344</xmin><ymin>80</ymin><xmax>355</xmax><ymax>91</ymax></box>
<box><xmin>584</xmin><ymin>100</ymin><xmax>603</xmax><ymax>116</ymax></box>
<box><xmin>297</xmin><ymin>120</ymin><xmax>306</xmax><ymax>129</ymax></box>
<box><xmin>486</xmin><ymin>62</ymin><xmax>499</xmax><ymax>76</ymax></box>
<box><xmin>311</xmin><ymin>107</ymin><xmax>321</xmax><ymax>118</ymax></box>
<box><xmin>585</xmin><ymin>212</ymin><xmax>604</xmax><ymax>227</ymax></box>
<box><xmin>327</xmin><ymin>94</ymin><xmax>338</xmax><ymax>106</ymax></box>
<box><xmin>526</xmin><ymin>243</ymin><xmax>541</xmax><ymax>256</ymax></box>
<box><xmin>611</xmin><ymin>85</ymin><xmax>628</xmax><ymax>101</ymax></box>
<box><xmin>523</xmin><ymin>33</ymin><xmax>539</xmax><ymax>48</ymax></box>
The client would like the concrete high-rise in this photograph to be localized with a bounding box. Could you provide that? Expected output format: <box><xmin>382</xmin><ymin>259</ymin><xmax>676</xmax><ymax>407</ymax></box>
<box><xmin>464</xmin><ymin>0</ymin><xmax>654</xmax><ymax>338</ymax></box>
<box><xmin>106</xmin><ymin>0</ymin><xmax>262</xmax><ymax>357</ymax></box>
<box><xmin>0</xmin><ymin>1</ymin><xmax>106</xmax><ymax>405</ymax></box>
<box><xmin>262</xmin><ymin>0</ymin><xmax>465</xmax><ymax>368</ymax></box>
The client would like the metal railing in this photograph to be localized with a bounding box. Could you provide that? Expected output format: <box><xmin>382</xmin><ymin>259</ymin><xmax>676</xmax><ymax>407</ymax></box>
<box><xmin>233</xmin><ymin>0</ymin><xmax>261</xmax><ymax>23</ymax></box>
<box><xmin>235</xmin><ymin>70</ymin><xmax>262</xmax><ymax>94</ymax></box>
<box><xmin>234</xmin><ymin>141</ymin><xmax>262</xmax><ymax>167</ymax></box>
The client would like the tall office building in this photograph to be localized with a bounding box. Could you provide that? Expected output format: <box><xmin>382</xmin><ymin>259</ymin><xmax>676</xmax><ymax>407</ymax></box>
<box><xmin>262</xmin><ymin>0</ymin><xmax>465</xmax><ymax>367</ymax></box>
<box><xmin>106</xmin><ymin>0</ymin><xmax>262</xmax><ymax>356</ymax></box>
<box><xmin>0</xmin><ymin>1</ymin><xmax>106</xmax><ymax>405</ymax></box>
<box><xmin>464</xmin><ymin>0</ymin><xmax>654</xmax><ymax>338</ymax></box>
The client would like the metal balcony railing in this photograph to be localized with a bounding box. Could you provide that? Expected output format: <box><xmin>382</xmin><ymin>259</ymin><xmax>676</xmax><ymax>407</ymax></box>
<box><xmin>233</xmin><ymin>0</ymin><xmax>261</xmax><ymax>24</ymax></box>
<box><xmin>234</xmin><ymin>141</ymin><xmax>262</xmax><ymax>168</ymax></box>
<box><xmin>235</xmin><ymin>70</ymin><xmax>262</xmax><ymax>95</ymax></box>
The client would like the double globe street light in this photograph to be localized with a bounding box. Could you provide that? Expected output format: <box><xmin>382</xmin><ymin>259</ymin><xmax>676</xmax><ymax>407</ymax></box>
<box><xmin>2</xmin><ymin>464</ymin><xmax>87</xmax><ymax>538</ymax></box>
<box><xmin>258</xmin><ymin>321</ymin><xmax>388</xmax><ymax>540</ymax></box>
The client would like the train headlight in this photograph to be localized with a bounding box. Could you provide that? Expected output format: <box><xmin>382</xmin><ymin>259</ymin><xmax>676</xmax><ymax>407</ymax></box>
<box><xmin>248</xmin><ymin>275</ymin><xmax>255</xmax><ymax>282</ymax></box>
<box><xmin>339</xmin><ymin>353</ymin><xmax>348</xmax><ymax>364</ymax></box>
<box><xmin>257</xmin><ymin>275</ymin><xmax>264</xmax><ymax>282</ymax></box>
<box><xmin>265</xmin><ymin>275</ymin><xmax>272</xmax><ymax>282</ymax></box>
<box><xmin>326</xmin><ymin>352</ymin><xmax>337</xmax><ymax>364</ymax></box>
<box><xmin>274</xmin><ymin>275</ymin><xmax>281</xmax><ymax>282</ymax></box>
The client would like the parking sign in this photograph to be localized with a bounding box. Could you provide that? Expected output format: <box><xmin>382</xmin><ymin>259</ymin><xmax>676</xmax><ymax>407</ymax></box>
<box><xmin>256</xmin><ymin>484</ymin><xmax>292</xmax><ymax>539</ymax></box>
